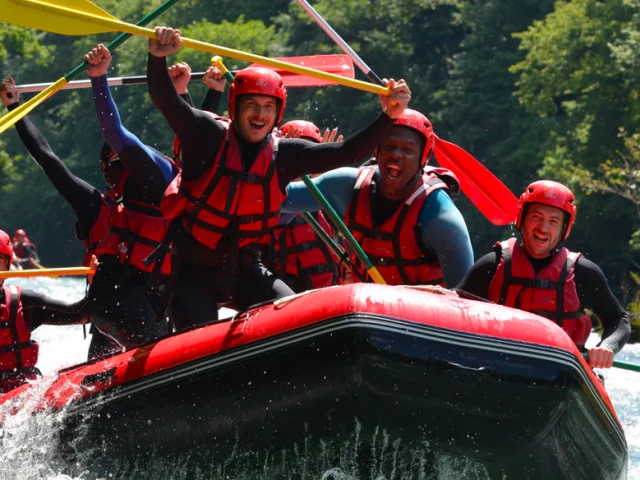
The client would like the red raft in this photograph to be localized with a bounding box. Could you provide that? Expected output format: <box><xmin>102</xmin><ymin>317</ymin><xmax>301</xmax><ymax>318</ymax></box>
<box><xmin>0</xmin><ymin>284</ymin><xmax>628</xmax><ymax>479</ymax></box>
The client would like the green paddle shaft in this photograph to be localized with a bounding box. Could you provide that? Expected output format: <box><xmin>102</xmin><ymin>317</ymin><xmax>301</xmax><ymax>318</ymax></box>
<box><xmin>300</xmin><ymin>212</ymin><xmax>351</xmax><ymax>271</ymax></box>
<box><xmin>63</xmin><ymin>0</ymin><xmax>182</xmax><ymax>82</ymax></box>
<box><xmin>300</xmin><ymin>175</ymin><xmax>385</xmax><ymax>284</ymax></box>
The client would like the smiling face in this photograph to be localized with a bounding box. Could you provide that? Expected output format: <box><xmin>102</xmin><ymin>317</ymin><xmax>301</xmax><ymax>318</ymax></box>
<box><xmin>376</xmin><ymin>126</ymin><xmax>424</xmax><ymax>200</ymax></box>
<box><xmin>521</xmin><ymin>203</ymin><xmax>567</xmax><ymax>258</ymax></box>
<box><xmin>235</xmin><ymin>94</ymin><xmax>278</xmax><ymax>143</ymax></box>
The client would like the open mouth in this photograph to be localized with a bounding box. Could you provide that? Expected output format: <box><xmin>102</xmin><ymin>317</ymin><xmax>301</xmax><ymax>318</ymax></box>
<box><xmin>532</xmin><ymin>232</ymin><xmax>548</xmax><ymax>244</ymax></box>
<box><xmin>249</xmin><ymin>120</ymin><xmax>266</xmax><ymax>131</ymax></box>
<box><xmin>386</xmin><ymin>162</ymin><xmax>402</xmax><ymax>180</ymax></box>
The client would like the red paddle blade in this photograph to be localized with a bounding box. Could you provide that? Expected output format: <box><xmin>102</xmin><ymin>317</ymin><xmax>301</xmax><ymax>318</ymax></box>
<box><xmin>249</xmin><ymin>54</ymin><xmax>355</xmax><ymax>87</ymax></box>
<box><xmin>433</xmin><ymin>136</ymin><xmax>518</xmax><ymax>226</ymax></box>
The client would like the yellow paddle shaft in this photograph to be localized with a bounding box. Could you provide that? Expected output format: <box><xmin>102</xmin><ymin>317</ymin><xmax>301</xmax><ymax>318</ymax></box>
<box><xmin>367</xmin><ymin>267</ymin><xmax>387</xmax><ymax>285</ymax></box>
<box><xmin>0</xmin><ymin>266</ymin><xmax>95</xmax><ymax>279</ymax></box>
<box><xmin>11</xmin><ymin>0</ymin><xmax>389</xmax><ymax>96</ymax></box>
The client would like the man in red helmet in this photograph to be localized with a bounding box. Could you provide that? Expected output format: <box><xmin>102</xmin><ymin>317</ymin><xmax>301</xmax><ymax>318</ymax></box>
<box><xmin>456</xmin><ymin>181</ymin><xmax>630</xmax><ymax>369</ymax></box>
<box><xmin>282</xmin><ymin>109</ymin><xmax>473</xmax><ymax>287</ymax></box>
<box><xmin>0</xmin><ymin>229</ymin><xmax>90</xmax><ymax>394</ymax></box>
<box><xmin>11</xmin><ymin>229</ymin><xmax>40</xmax><ymax>270</ymax></box>
<box><xmin>146</xmin><ymin>26</ymin><xmax>412</xmax><ymax>329</ymax></box>
<box><xmin>267</xmin><ymin>120</ymin><xmax>343</xmax><ymax>292</ymax></box>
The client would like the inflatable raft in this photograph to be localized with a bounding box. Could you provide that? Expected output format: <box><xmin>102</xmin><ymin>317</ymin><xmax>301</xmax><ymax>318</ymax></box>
<box><xmin>0</xmin><ymin>284</ymin><xmax>628</xmax><ymax>479</ymax></box>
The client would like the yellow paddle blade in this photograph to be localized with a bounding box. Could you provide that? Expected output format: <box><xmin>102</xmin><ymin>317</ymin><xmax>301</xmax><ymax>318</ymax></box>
<box><xmin>0</xmin><ymin>78</ymin><xmax>67</xmax><ymax>134</ymax></box>
<box><xmin>0</xmin><ymin>0</ymin><xmax>117</xmax><ymax>35</ymax></box>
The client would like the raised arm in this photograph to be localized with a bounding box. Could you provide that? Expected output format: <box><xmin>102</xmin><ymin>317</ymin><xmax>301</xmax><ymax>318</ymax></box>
<box><xmin>147</xmin><ymin>28</ymin><xmax>224</xmax><ymax>180</ymax></box>
<box><xmin>86</xmin><ymin>45</ymin><xmax>175</xmax><ymax>203</ymax></box>
<box><xmin>200</xmin><ymin>64</ymin><xmax>225</xmax><ymax>113</ymax></box>
<box><xmin>1</xmin><ymin>78</ymin><xmax>103</xmax><ymax>235</ymax></box>
<box><xmin>277</xmin><ymin>79</ymin><xmax>412</xmax><ymax>183</ymax></box>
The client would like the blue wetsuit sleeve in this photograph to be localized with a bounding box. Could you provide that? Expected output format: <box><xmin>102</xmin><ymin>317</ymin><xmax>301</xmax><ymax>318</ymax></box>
<box><xmin>283</xmin><ymin>168</ymin><xmax>358</xmax><ymax>217</ymax></box>
<box><xmin>91</xmin><ymin>75</ymin><xmax>175</xmax><ymax>185</ymax></box>
<box><xmin>418</xmin><ymin>190</ymin><xmax>474</xmax><ymax>288</ymax></box>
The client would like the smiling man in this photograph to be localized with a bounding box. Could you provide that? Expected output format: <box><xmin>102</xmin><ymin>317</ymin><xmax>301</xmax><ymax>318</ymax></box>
<box><xmin>282</xmin><ymin>109</ymin><xmax>474</xmax><ymax>287</ymax></box>
<box><xmin>456</xmin><ymin>181</ymin><xmax>630</xmax><ymax>369</ymax></box>
<box><xmin>146</xmin><ymin>26</ymin><xmax>412</xmax><ymax>329</ymax></box>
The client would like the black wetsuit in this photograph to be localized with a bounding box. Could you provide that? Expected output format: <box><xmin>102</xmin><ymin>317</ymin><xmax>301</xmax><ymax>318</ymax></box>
<box><xmin>456</xmin><ymin>249</ymin><xmax>631</xmax><ymax>352</ymax></box>
<box><xmin>11</xmin><ymin>288</ymin><xmax>90</xmax><ymax>329</ymax></box>
<box><xmin>148</xmin><ymin>53</ymin><xmax>396</xmax><ymax>328</ymax></box>
<box><xmin>9</xmin><ymin>98</ymin><xmax>172</xmax><ymax>360</ymax></box>
<box><xmin>9</xmin><ymin>103</ymin><xmax>105</xmax><ymax>244</ymax></box>
<box><xmin>87</xmin><ymin>75</ymin><xmax>194</xmax><ymax>357</ymax></box>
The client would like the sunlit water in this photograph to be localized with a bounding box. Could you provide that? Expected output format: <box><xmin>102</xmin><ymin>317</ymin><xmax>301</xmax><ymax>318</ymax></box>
<box><xmin>0</xmin><ymin>277</ymin><xmax>638</xmax><ymax>479</ymax></box>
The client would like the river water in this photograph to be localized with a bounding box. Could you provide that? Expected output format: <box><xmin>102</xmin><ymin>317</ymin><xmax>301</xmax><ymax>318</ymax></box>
<box><xmin>1</xmin><ymin>277</ymin><xmax>638</xmax><ymax>479</ymax></box>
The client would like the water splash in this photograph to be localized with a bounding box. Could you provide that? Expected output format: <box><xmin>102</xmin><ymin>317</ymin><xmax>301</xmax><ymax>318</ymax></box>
<box><xmin>0</xmin><ymin>376</ymin><xmax>80</xmax><ymax>480</ymax></box>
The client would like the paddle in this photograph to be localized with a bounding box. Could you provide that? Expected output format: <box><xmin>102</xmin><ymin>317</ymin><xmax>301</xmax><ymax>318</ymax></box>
<box><xmin>295</xmin><ymin>0</ymin><xmax>519</xmax><ymax>226</ymax></box>
<box><xmin>0</xmin><ymin>0</ymin><xmax>182</xmax><ymax>135</ymax></box>
<box><xmin>215</xmin><ymin>57</ymin><xmax>385</xmax><ymax>284</ymax></box>
<box><xmin>300</xmin><ymin>212</ymin><xmax>352</xmax><ymax>273</ymax></box>
<box><xmin>301</xmin><ymin>176</ymin><xmax>385</xmax><ymax>284</ymax></box>
<box><xmin>0</xmin><ymin>266</ymin><xmax>95</xmax><ymax>279</ymax></box>
<box><xmin>31</xmin><ymin>259</ymin><xmax>60</xmax><ymax>278</ymax></box>
<box><xmin>0</xmin><ymin>0</ymin><xmax>389</xmax><ymax>97</ymax></box>
<box><xmin>13</xmin><ymin>54</ymin><xmax>356</xmax><ymax>92</ymax></box>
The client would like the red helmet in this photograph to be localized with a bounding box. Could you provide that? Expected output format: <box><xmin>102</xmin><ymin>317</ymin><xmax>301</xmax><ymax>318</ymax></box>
<box><xmin>0</xmin><ymin>230</ymin><xmax>14</xmax><ymax>259</ymax></box>
<box><xmin>228</xmin><ymin>67</ymin><xmax>287</xmax><ymax>124</ymax></box>
<box><xmin>516</xmin><ymin>180</ymin><xmax>577</xmax><ymax>240</ymax></box>
<box><xmin>14</xmin><ymin>229</ymin><xmax>26</xmax><ymax>237</ymax></box>
<box><xmin>393</xmin><ymin>109</ymin><xmax>436</xmax><ymax>166</ymax></box>
<box><xmin>280</xmin><ymin>120</ymin><xmax>322</xmax><ymax>143</ymax></box>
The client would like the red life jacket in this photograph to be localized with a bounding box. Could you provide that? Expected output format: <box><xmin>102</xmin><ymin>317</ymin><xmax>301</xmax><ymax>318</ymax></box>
<box><xmin>12</xmin><ymin>242</ymin><xmax>36</xmax><ymax>260</ymax></box>
<box><xmin>96</xmin><ymin>199</ymin><xmax>172</xmax><ymax>276</ymax></box>
<box><xmin>344</xmin><ymin>165</ymin><xmax>458</xmax><ymax>286</ymax></box>
<box><xmin>274</xmin><ymin>212</ymin><xmax>341</xmax><ymax>291</ymax></box>
<box><xmin>161</xmin><ymin>119</ymin><xmax>285</xmax><ymax>251</ymax></box>
<box><xmin>75</xmin><ymin>191</ymin><xmax>116</xmax><ymax>267</ymax></box>
<box><xmin>0</xmin><ymin>285</ymin><xmax>39</xmax><ymax>392</ymax></box>
<box><xmin>488</xmin><ymin>238</ymin><xmax>592</xmax><ymax>347</ymax></box>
